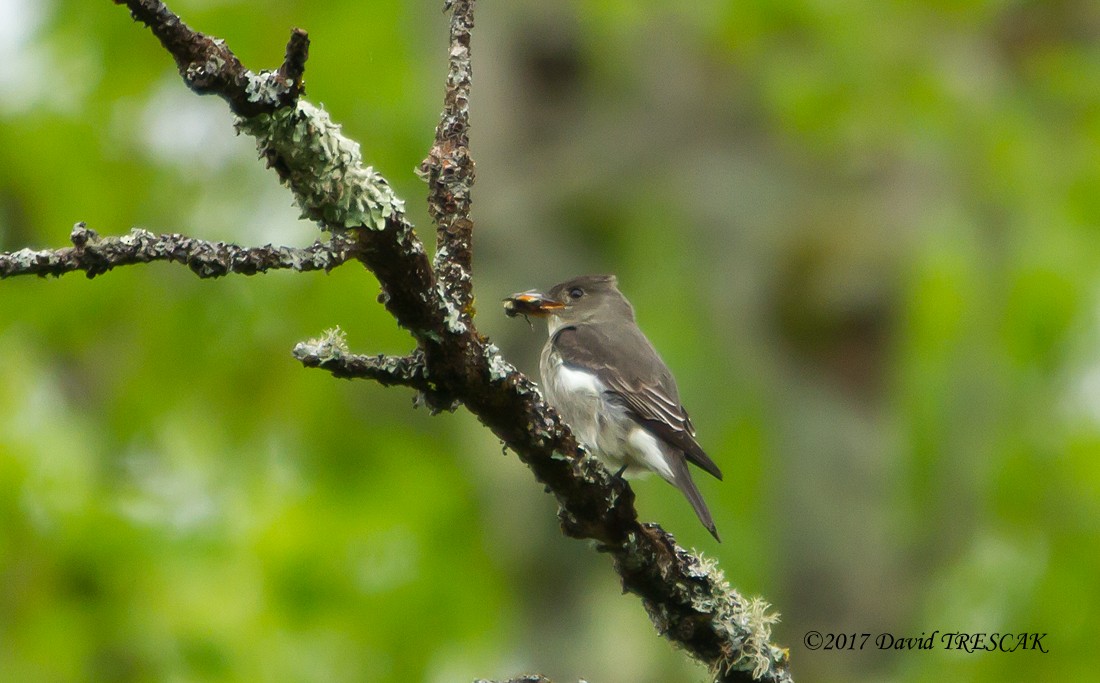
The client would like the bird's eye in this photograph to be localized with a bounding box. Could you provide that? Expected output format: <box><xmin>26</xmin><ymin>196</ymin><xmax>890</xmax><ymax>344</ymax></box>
<box><xmin>568</xmin><ymin>287</ymin><xmax>584</xmax><ymax>300</ymax></box>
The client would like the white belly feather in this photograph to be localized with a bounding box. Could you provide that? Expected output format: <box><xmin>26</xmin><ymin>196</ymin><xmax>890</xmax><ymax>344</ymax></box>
<box><xmin>540</xmin><ymin>351</ymin><xmax>675</xmax><ymax>483</ymax></box>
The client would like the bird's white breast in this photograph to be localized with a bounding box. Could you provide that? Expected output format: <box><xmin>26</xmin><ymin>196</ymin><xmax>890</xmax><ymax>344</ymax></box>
<box><xmin>540</xmin><ymin>352</ymin><xmax>608</xmax><ymax>449</ymax></box>
<box><xmin>540</xmin><ymin>349</ymin><xmax>674</xmax><ymax>482</ymax></box>
<box><xmin>551</xmin><ymin>362</ymin><xmax>603</xmax><ymax>397</ymax></box>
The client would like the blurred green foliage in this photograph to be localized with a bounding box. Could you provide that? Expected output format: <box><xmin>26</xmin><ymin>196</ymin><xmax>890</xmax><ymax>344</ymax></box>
<box><xmin>2</xmin><ymin>0</ymin><xmax>1098</xmax><ymax>681</ymax></box>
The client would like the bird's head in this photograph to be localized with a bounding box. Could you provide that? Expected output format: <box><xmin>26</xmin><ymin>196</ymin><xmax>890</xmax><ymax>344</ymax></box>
<box><xmin>505</xmin><ymin>274</ymin><xmax>635</xmax><ymax>333</ymax></box>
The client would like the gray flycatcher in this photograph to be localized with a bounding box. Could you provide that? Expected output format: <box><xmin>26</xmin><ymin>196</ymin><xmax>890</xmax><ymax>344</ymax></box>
<box><xmin>505</xmin><ymin>274</ymin><xmax>722</xmax><ymax>540</ymax></box>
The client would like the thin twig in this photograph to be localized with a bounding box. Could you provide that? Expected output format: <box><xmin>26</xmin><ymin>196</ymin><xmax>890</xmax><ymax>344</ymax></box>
<box><xmin>292</xmin><ymin>333</ymin><xmax>459</xmax><ymax>412</ymax></box>
<box><xmin>421</xmin><ymin>0</ymin><xmax>476</xmax><ymax>314</ymax></box>
<box><xmin>113</xmin><ymin>0</ymin><xmax>308</xmax><ymax>117</ymax></box>
<box><xmin>0</xmin><ymin>223</ymin><xmax>352</xmax><ymax>279</ymax></box>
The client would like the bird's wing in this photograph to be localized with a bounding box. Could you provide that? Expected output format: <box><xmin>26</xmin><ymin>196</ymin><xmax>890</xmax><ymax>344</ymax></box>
<box><xmin>552</xmin><ymin>324</ymin><xmax>723</xmax><ymax>481</ymax></box>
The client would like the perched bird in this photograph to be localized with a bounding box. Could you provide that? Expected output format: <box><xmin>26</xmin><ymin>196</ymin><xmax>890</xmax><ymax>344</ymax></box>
<box><xmin>505</xmin><ymin>274</ymin><xmax>723</xmax><ymax>540</ymax></box>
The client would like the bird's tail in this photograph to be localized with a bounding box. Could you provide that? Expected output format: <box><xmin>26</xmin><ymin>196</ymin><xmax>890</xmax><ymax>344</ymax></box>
<box><xmin>667</xmin><ymin>452</ymin><xmax>720</xmax><ymax>542</ymax></box>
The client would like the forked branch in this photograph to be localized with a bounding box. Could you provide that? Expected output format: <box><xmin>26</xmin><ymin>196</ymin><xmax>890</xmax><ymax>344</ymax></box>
<box><xmin>0</xmin><ymin>2</ymin><xmax>795</xmax><ymax>681</ymax></box>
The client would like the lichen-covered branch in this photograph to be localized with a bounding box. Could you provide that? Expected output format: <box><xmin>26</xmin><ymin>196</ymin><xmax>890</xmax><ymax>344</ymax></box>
<box><xmin>52</xmin><ymin>2</ymin><xmax>795</xmax><ymax>681</ymax></box>
<box><xmin>421</xmin><ymin>0</ymin><xmax>476</xmax><ymax>313</ymax></box>
<box><xmin>113</xmin><ymin>0</ymin><xmax>308</xmax><ymax>117</ymax></box>
<box><xmin>0</xmin><ymin>223</ymin><xmax>352</xmax><ymax>280</ymax></box>
<box><xmin>237</xmin><ymin>103</ymin><xmax>409</xmax><ymax>232</ymax></box>
<box><xmin>292</xmin><ymin>329</ymin><xmax>459</xmax><ymax>412</ymax></box>
<box><xmin>299</xmin><ymin>336</ymin><xmax>793</xmax><ymax>683</ymax></box>
<box><xmin>293</xmin><ymin>331</ymin><xmax>427</xmax><ymax>388</ymax></box>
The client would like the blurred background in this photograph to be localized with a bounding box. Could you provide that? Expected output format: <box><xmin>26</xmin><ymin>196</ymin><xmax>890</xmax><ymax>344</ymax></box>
<box><xmin>1</xmin><ymin>0</ymin><xmax>1097</xmax><ymax>681</ymax></box>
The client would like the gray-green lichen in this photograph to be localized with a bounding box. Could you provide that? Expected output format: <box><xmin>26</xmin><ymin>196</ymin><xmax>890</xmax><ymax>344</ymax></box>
<box><xmin>119</xmin><ymin>228</ymin><xmax>152</xmax><ymax>246</ymax></box>
<box><xmin>236</xmin><ymin>101</ymin><xmax>406</xmax><ymax>230</ymax></box>
<box><xmin>689</xmin><ymin>553</ymin><xmax>784</xmax><ymax>680</ymax></box>
<box><xmin>184</xmin><ymin>53</ymin><xmax>227</xmax><ymax>84</ymax></box>
<box><xmin>293</xmin><ymin>326</ymin><xmax>349</xmax><ymax>363</ymax></box>
<box><xmin>7</xmin><ymin>247</ymin><xmax>45</xmax><ymax>268</ymax></box>
<box><xmin>243</xmin><ymin>70</ymin><xmax>288</xmax><ymax>104</ymax></box>
<box><xmin>484</xmin><ymin>343</ymin><xmax>516</xmax><ymax>382</ymax></box>
<box><xmin>436</xmin><ymin>282</ymin><xmax>468</xmax><ymax>333</ymax></box>
<box><xmin>432</xmin><ymin>244</ymin><xmax>449</xmax><ymax>270</ymax></box>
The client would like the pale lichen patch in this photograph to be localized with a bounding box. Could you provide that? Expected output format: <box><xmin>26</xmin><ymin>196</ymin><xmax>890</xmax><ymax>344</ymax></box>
<box><xmin>484</xmin><ymin>344</ymin><xmax>515</xmax><ymax>382</ymax></box>
<box><xmin>435</xmin><ymin>281</ymin><xmax>467</xmax><ymax>333</ymax></box>
<box><xmin>236</xmin><ymin>101</ymin><xmax>406</xmax><ymax>231</ymax></box>
<box><xmin>293</xmin><ymin>326</ymin><xmax>349</xmax><ymax>363</ymax></box>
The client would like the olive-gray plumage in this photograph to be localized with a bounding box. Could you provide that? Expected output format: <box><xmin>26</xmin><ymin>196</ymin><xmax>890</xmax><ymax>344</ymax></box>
<box><xmin>513</xmin><ymin>274</ymin><xmax>722</xmax><ymax>540</ymax></box>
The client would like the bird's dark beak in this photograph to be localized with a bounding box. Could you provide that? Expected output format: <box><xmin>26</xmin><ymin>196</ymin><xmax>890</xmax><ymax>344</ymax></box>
<box><xmin>503</xmin><ymin>289</ymin><xmax>564</xmax><ymax>318</ymax></box>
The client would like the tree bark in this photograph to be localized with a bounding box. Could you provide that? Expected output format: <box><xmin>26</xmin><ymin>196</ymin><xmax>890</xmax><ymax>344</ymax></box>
<box><xmin>1</xmin><ymin>2</ymin><xmax>795</xmax><ymax>681</ymax></box>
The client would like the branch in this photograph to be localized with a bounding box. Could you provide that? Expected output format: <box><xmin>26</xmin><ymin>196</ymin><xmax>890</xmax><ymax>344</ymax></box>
<box><xmin>421</xmin><ymin>0</ymin><xmax>477</xmax><ymax>313</ymax></box>
<box><xmin>113</xmin><ymin>0</ymin><xmax>308</xmax><ymax>117</ymax></box>
<box><xmin>96</xmin><ymin>2</ymin><xmax>797</xmax><ymax>681</ymax></box>
<box><xmin>299</xmin><ymin>336</ymin><xmax>793</xmax><ymax>682</ymax></box>
<box><xmin>0</xmin><ymin>223</ymin><xmax>352</xmax><ymax>279</ymax></box>
<box><xmin>292</xmin><ymin>330</ymin><xmax>459</xmax><ymax>412</ymax></box>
